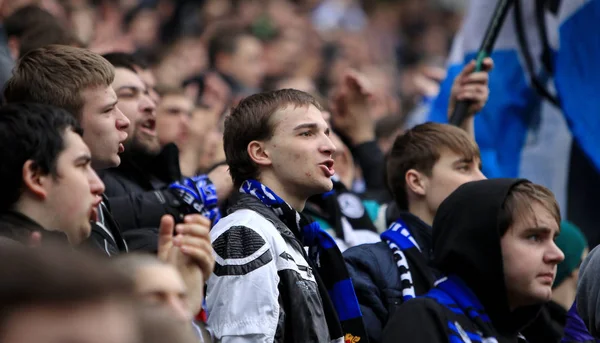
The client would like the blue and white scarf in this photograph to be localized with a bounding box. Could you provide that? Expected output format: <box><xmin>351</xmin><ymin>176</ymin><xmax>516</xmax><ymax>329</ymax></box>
<box><xmin>240</xmin><ymin>179</ymin><xmax>369</xmax><ymax>342</ymax></box>
<box><xmin>381</xmin><ymin>218</ymin><xmax>422</xmax><ymax>302</ymax></box>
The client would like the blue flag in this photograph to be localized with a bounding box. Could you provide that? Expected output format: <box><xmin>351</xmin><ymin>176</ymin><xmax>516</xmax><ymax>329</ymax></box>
<box><xmin>426</xmin><ymin>0</ymin><xmax>599</xmax><ymax>214</ymax></box>
<box><xmin>554</xmin><ymin>0</ymin><xmax>600</xmax><ymax>173</ymax></box>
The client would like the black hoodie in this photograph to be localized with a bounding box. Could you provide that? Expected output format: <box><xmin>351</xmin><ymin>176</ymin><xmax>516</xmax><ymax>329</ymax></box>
<box><xmin>382</xmin><ymin>178</ymin><xmax>540</xmax><ymax>343</ymax></box>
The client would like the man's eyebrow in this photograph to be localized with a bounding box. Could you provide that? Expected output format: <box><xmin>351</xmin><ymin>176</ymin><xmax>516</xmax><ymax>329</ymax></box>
<box><xmin>293</xmin><ymin>123</ymin><xmax>318</xmax><ymax>131</ymax></box>
<box><xmin>101</xmin><ymin>99</ymin><xmax>118</xmax><ymax>112</ymax></box>
<box><xmin>453</xmin><ymin>157</ymin><xmax>474</xmax><ymax>165</ymax></box>
<box><xmin>116</xmin><ymin>85</ymin><xmax>144</xmax><ymax>92</ymax></box>
<box><xmin>74</xmin><ymin>154</ymin><xmax>92</xmax><ymax>164</ymax></box>
<box><xmin>523</xmin><ymin>227</ymin><xmax>560</xmax><ymax>237</ymax></box>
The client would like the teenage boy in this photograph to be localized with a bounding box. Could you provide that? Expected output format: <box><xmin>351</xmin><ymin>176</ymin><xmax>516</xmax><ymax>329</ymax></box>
<box><xmin>207</xmin><ymin>89</ymin><xmax>367</xmax><ymax>342</ymax></box>
<box><xmin>0</xmin><ymin>103</ymin><xmax>104</xmax><ymax>246</ymax></box>
<box><xmin>382</xmin><ymin>178</ymin><xmax>564</xmax><ymax>342</ymax></box>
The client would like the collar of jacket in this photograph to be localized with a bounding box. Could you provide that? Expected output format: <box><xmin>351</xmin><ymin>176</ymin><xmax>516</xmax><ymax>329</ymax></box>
<box><xmin>0</xmin><ymin>210</ymin><xmax>69</xmax><ymax>244</ymax></box>
<box><xmin>228</xmin><ymin>192</ymin><xmax>304</xmax><ymax>245</ymax></box>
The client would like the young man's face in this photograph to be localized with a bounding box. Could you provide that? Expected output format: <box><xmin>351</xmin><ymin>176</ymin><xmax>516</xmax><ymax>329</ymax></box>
<box><xmin>112</xmin><ymin>67</ymin><xmax>160</xmax><ymax>155</ymax></box>
<box><xmin>156</xmin><ymin>94</ymin><xmax>193</xmax><ymax>148</ymax></box>
<box><xmin>262</xmin><ymin>104</ymin><xmax>336</xmax><ymax>199</ymax></box>
<box><xmin>225</xmin><ymin>36</ymin><xmax>265</xmax><ymax>89</ymax></box>
<box><xmin>422</xmin><ymin>149</ymin><xmax>485</xmax><ymax>216</ymax></box>
<box><xmin>501</xmin><ymin>201</ymin><xmax>564</xmax><ymax>309</ymax></box>
<box><xmin>43</xmin><ymin>130</ymin><xmax>105</xmax><ymax>245</ymax></box>
<box><xmin>80</xmin><ymin>85</ymin><xmax>130</xmax><ymax>170</ymax></box>
<box><xmin>135</xmin><ymin>264</ymin><xmax>191</xmax><ymax>323</ymax></box>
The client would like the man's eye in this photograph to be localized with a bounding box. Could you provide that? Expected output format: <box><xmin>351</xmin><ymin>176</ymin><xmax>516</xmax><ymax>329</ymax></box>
<box><xmin>300</xmin><ymin>131</ymin><xmax>313</xmax><ymax>137</ymax></box>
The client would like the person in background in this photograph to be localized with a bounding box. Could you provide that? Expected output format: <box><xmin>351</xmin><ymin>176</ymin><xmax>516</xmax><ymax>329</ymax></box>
<box><xmin>99</xmin><ymin>53</ymin><xmax>231</xmax><ymax>252</ymax></box>
<box><xmin>114</xmin><ymin>253</ymin><xmax>213</xmax><ymax>342</ymax></box>
<box><xmin>208</xmin><ymin>24</ymin><xmax>265</xmax><ymax>99</ymax></box>
<box><xmin>564</xmin><ymin>237</ymin><xmax>600</xmax><ymax>342</ymax></box>
<box><xmin>0</xmin><ymin>245</ymin><xmax>139</xmax><ymax>343</ymax></box>
<box><xmin>3</xmin><ymin>5</ymin><xmax>78</xmax><ymax>61</ymax></box>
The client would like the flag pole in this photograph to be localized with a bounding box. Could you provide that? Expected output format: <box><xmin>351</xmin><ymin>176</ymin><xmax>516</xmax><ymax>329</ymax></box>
<box><xmin>449</xmin><ymin>0</ymin><xmax>515</xmax><ymax>127</ymax></box>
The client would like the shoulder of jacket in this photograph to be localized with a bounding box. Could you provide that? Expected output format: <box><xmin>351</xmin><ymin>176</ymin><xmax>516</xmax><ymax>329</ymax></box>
<box><xmin>211</xmin><ymin>209</ymin><xmax>277</xmax><ymax>237</ymax></box>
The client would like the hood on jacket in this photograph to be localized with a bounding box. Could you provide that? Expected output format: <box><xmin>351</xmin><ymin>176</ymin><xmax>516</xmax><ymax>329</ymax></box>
<box><xmin>576</xmin><ymin>244</ymin><xmax>600</xmax><ymax>337</ymax></box>
<box><xmin>432</xmin><ymin>178</ymin><xmax>541</xmax><ymax>335</ymax></box>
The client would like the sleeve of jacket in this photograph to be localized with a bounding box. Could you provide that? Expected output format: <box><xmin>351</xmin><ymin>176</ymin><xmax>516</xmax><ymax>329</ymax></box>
<box><xmin>344</xmin><ymin>244</ymin><xmax>389</xmax><ymax>343</ymax></box>
<box><xmin>382</xmin><ymin>298</ymin><xmax>447</xmax><ymax>343</ymax></box>
<box><xmin>207</xmin><ymin>224</ymin><xmax>280</xmax><ymax>343</ymax></box>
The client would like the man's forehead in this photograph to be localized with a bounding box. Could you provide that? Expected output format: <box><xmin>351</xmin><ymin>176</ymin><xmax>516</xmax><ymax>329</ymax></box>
<box><xmin>113</xmin><ymin>68</ymin><xmax>145</xmax><ymax>88</ymax></box>
<box><xmin>513</xmin><ymin>202</ymin><xmax>559</xmax><ymax>231</ymax></box>
<box><xmin>439</xmin><ymin>148</ymin><xmax>479</xmax><ymax>162</ymax></box>
<box><xmin>81</xmin><ymin>85</ymin><xmax>117</xmax><ymax>107</ymax></box>
<box><xmin>271</xmin><ymin>104</ymin><xmax>326</xmax><ymax>128</ymax></box>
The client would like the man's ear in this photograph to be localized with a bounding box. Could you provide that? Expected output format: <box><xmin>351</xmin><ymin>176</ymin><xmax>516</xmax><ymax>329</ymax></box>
<box><xmin>21</xmin><ymin>160</ymin><xmax>49</xmax><ymax>200</ymax></box>
<box><xmin>247</xmin><ymin>140</ymin><xmax>271</xmax><ymax>167</ymax></box>
<box><xmin>405</xmin><ymin>169</ymin><xmax>427</xmax><ymax>196</ymax></box>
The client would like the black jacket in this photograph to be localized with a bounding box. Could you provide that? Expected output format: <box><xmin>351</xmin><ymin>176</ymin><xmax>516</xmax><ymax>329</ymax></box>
<box><xmin>383</xmin><ymin>179</ymin><xmax>539</xmax><ymax>343</ymax></box>
<box><xmin>99</xmin><ymin>144</ymin><xmax>188</xmax><ymax>252</ymax></box>
<box><xmin>521</xmin><ymin>300</ymin><xmax>567</xmax><ymax>343</ymax></box>
<box><xmin>343</xmin><ymin>212</ymin><xmax>436</xmax><ymax>343</ymax></box>
<box><xmin>83</xmin><ymin>195</ymin><xmax>128</xmax><ymax>256</ymax></box>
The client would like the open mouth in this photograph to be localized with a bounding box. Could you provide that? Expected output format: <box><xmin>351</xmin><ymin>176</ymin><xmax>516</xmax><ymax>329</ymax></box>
<box><xmin>139</xmin><ymin>118</ymin><xmax>157</xmax><ymax>136</ymax></box>
<box><xmin>319</xmin><ymin>159</ymin><xmax>335</xmax><ymax>177</ymax></box>
<box><xmin>90</xmin><ymin>206</ymin><xmax>99</xmax><ymax>222</ymax></box>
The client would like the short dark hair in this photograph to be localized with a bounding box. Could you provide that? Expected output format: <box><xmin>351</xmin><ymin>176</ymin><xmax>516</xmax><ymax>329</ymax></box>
<box><xmin>102</xmin><ymin>52</ymin><xmax>138</xmax><ymax>72</ymax></box>
<box><xmin>208</xmin><ymin>25</ymin><xmax>252</xmax><ymax>68</ymax></box>
<box><xmin>387</xmin><ymin>122</ymin><xmax>480</xmax><ymax>210</ymax></box>
<box><xmin>224</xmin><ymin>89</ymin><xmax>322</xmax><ymax>187</ymax></box>
<box><xmin>498</xmin><ymin>181</ymin><xmax>561</xmax><ymax>236</ymax></box>
<box><xmin>0</xmin><ymin>103</ymin><xmax>82</xmax><ymax>212</ymax></box>
<box><xmin>0</xmin><ymin>245</ymin><xmax>134</xmax><ymax>330</ymax></box>
<box><xmin>3</xmin><ymin>45</ymin><xmax>115</xmax><ymax>119</ymax></box>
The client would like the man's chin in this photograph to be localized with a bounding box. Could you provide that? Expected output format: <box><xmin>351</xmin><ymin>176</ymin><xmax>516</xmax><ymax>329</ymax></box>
<box><xmin>130</xmin><ymin>137</ymin><xmax>161</xmax><ymax>156</ymax></box>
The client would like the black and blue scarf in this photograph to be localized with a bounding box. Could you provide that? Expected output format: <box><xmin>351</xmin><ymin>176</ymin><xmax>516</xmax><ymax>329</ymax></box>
<box><xmin>241</xmin><ymin>179</ymin><xmax>369</xmax><ymax>343</ymax></box>
<box><xmin>381</xmin><ymin>218</ymin><xmax>422</xmax><ymax>302</ymax></box>
<box><xmin>425</xmin><ymin>275</ymin><xmax>497</xmax><ymax>342</ymax></box>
